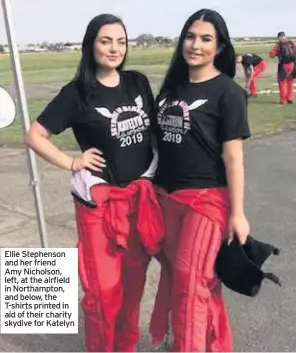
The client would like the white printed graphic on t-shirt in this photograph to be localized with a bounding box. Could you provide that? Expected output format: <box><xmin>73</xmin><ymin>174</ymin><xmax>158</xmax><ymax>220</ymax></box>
<box><xmin>95</xmin><ymin>95</ymin><xmax>150</xmax><ymax>148</ymax></box>
<box><xmin>157</xmin><ymin>98</ymin><xmax>208</xmax><ymax>144</ymax></box>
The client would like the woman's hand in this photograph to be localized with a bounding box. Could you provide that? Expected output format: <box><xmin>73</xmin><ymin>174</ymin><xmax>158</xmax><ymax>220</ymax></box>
<box><xmin>227</xmin><ymin>213</ymin><xmax>250</xmax><ymax>244</ymax></box>
<box><xmin>72</xmin><ymin>148</ymin><xmax>106</xmax><ymax>172</ymax></box>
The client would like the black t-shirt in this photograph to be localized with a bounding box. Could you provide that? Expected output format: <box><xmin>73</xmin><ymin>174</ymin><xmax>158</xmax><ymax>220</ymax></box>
<box><xmin>37</xmin><ymin>70</ymin><xmax>155</xmax><ymax>186</ymax></box>
<box><xmin>153</xmin><ymin>74</ymin><xmax>251</xmax><ymax>193</ymax></box>
<box><xmin>241</xmin><ymin>54</ymin><xmax>262</xmax><ymax>69</ymax></box>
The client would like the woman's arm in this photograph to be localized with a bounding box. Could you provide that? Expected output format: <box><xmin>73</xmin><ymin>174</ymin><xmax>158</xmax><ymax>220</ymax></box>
<box><xmin>219</xmin><ymin>82</ymin><xmax>251</xmax><ymax>244</ymax></box>
<box><xmin>222</xmin><ymin>139</ymin><xmax>245</xmax><ymax>216</ymax></box>
<box><xmin>25</xmin><ymin>121</ymin><xmax>74</xmax><ymax>171</ymax></box>
<box><xmin>25</xmin><ymin>83</ymin><xmax>105</xmax><ymax>173</ymax></box>
<box><xmin>222</xmin><ymin>139</ymin><xmax>250</xmax><ymax>244</ymax></box>
<box><xmin>25</xmin><ymin>122</ymin><xmax>105</xmax><ymax>173</ymax></box>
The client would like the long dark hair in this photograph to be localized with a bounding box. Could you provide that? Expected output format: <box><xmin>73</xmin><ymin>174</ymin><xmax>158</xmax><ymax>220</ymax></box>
<box><xmin>158</xmin><ymin>9</ymin><xmax>236</xmax><ymax>99</ymax></box>
<box><xmin>74</xmin><ymin>14</ymin><xmax>128</xmax><ymax>104</ymax></box>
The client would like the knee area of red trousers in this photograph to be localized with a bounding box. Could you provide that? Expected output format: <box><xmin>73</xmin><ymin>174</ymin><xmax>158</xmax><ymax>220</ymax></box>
<box><xmin>82</xmin><ymin>286</ymin><xmax>121</xmax><ymax>309</ymax></box>
<box><xmin>122</xmin><ymin>239</ymin><xmax>151</xmax><ymax>270</ymax></box>
<box><xmin>173</xmin><ymin>270</ymin><xmax>215</xmax><ymax>300</ymax></box>
<box><xmin>122</xmin><ymin>251</ymin><xmax>150</xmax><ymax>274</ymax></box>
<box><xmin>173</xmin><ymin>252</ymin><xmax>220</xmax><ymax>291</ymax></box>
<box><xmin>82</xmin><ymin>281</ymin><xmax>123</xmax><ymax>312</ymax></box>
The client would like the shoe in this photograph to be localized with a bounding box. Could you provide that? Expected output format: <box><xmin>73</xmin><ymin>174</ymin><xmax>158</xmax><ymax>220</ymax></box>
<box><xmin>287</xmin><ymin>100</ymin><xmax>293</xmax><ymax>104</ymax></box>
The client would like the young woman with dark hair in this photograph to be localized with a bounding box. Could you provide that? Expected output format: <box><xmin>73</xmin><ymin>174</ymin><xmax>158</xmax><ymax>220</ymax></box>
<box><xmin>149</xmin><ymin>8</ymin><xmax>251</xmax><ymax>352</ymax></box>
<box><xmin>25</xmin><ymin>14</ymin><xmax>164</xmax><ymax>352</ymax></box>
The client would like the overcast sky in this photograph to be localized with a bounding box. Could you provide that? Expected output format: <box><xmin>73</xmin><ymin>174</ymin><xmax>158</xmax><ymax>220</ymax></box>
<box><xmin>0</xmin><ymin>0</ymin><xmax>295</xmax><ymax>45</ymax></box>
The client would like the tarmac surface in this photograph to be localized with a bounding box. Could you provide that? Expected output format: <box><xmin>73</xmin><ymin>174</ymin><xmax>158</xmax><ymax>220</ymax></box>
<box><xmin>0</xmin><ymin>127</ymin><xmax>296</xmax><ymax>351</ymax></box>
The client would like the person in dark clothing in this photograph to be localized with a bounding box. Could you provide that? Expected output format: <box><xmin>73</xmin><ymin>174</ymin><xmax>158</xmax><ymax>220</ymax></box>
<box><xmin>270</xmin><ymin>31</ymin><xmax>296</xmax><ymax>104</ymax></box>
<box><xmin>149</xmin><ymin>8</ymin><xmax>251</xmax><ymax>352</ymax></box>
<box><xmin>24</xmin><ymin>14</ymin><xmax>164</xmax><ymax>352</ymax></box>
<box><xmin>236</xmin><ymin>53</ymin><xmax>267</xmax><ymax>96</ymax></box>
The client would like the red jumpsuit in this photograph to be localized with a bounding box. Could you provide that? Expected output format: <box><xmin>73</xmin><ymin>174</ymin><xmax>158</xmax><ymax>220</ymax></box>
<box><xmin>249</xmin><ymin>60</ymin><xmax>267</xmax><ymax>96</ymax></box>
<box><xmin>150</xmin><ymin>187</ymin><xmax>233</xmax><ymax>352</ymax></box>
<box><xmin>270</xmin><ymin>39</ymin><xmax>296</xmax><ymax>104</ymax></box>
<box><xmin>73</xmin><ymin>173</ymin><xmax>164</xmax><ymax>352</ymax></box>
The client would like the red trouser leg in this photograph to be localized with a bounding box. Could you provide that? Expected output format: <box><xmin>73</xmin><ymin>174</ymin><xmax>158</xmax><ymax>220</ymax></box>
<box><xmin>76</xmin><ymin>194</ymin><xmax>150</xmax><ymax>352</ymax></box>
<box><xmin>287</xmin><ymin>76</ymin><xmax>294</xmax><ymax>102</ymax></box>
<box><xmin>114</xmin><ymin>213</ymin><xmax>151</xmax><ymax>352</ymax></box>
<box><xmin>76</xmin><ymin>200</ymin><xmax>123</xmax><ymax>352</ymax></box>
<box><xmin>285</xmin><ymin>63</ymin><xmax>295</xmax><ymax>102</ymax></box>
<box><xmin>278</xmin><ymin>62</ymin><xmax>294</xmax><ymax>104</ymax></box>
<box><xmin>158</xmin><ymin>196</ymin><xmax>233</xmax><ymax>352</ymax></box>
<box><xmin>249</xmin><ymin>60</ymin><xmax>267</xmax><ymax>96</ymax></box>
<box><xmin>249</xmin><ymin>77</ymin><xmax>258</xmax><ymax>96</ymax></box>
<box><xmin>149</xmin><ymin>197</ymin><xmax>183</xmax><ymax>344</ymax></box>
<box><xmin>278</xmin><ymin>79</ymin><xmax>288</xmax><ymax>104</ymax></box>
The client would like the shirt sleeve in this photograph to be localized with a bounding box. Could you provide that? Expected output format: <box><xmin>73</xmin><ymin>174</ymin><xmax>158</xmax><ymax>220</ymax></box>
<box><xmin>219</xmin><ymin>83</ymin><xmax>251</xmax><ymax>142</ymax></box>
<box><xmin>36</xmin><ymin>82</ymin><xmax>79</xmax><ymax>135</ymax></box>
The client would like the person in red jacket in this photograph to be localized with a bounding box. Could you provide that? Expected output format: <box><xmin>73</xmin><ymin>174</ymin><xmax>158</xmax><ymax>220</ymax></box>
<box><xmin>270</xmin><ymin>31</ymin><xmax>296</xmax><ymax>104</ymax></box>
<box><xmin>24</xmin><ymin>14</ymin><xmax>164</xmax><ymax>352</ymax></box>
<box><xmin>149</xmin><ymin>8</ymin><xmax>251</xmax><ymax>352</ymax></box>
<box><xmin>236</xmin><ymin>53</ymin><xmax>267</xmax><ymax>96</ymax></box>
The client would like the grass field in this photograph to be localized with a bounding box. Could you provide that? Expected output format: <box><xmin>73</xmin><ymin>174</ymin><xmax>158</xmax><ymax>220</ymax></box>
<box><xmin>0</xmin><ymin>43</ymin><xmax>275</xmax><ymax>84</ymax></box>
<box><xmin>0</xmin><ymin>43</ymin><xmax>295</xmax><ymax>149</ymax></box>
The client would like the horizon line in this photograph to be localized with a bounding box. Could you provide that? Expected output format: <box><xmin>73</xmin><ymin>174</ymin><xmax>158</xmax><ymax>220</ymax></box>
<box><xmin>1</xmin><ymin>35</ymin><xmax>296</xmax><ymax>46</ymax></box>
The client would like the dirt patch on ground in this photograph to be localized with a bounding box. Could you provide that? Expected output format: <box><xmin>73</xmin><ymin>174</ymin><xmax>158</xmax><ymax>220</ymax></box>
<box><xmin>3</xmin><ymin>82</ymin><xmax>64</xmax><ymax>103</ymax></box>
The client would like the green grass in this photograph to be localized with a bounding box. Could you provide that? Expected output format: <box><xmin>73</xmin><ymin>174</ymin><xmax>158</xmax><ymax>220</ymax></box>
<box><xmin>248</xmin><ymin>95</ymin><xmax>296</xmax><ymax>135</ymax></box>
<box><xmin>0</xmin><ymin>44</ymin><xmax>295</xmax><ymax>149</ymax></box>
<box><xmin>0</xmin><ymin>44</ymin><xmax>274</xmax><ymax>85</ymax></box>
<box><xmin>0</xmin><ymin>100</ymin><xmax>78</xmax><ymax>150</ymax></box>
<box><xmin>0</xmin><ymin>92</ymin><xmax>295</xmax><ymax>150</ymax></box>
<box><xmin>0</xmin><ymin>48</ymin><xmax>174</xmax><ymax>84</ymax></box>
<box><xmin>233</xmin><ymin>42</ymin><xmax>274</xmax><ymax>61</ymax></box>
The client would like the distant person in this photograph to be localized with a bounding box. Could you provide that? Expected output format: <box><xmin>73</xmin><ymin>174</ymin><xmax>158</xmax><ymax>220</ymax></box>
<box><xmin>236</xmin><ymin>53</ymin><xmax>267</xmax><ymax>96</ymax></box>
<box><xmin>24</xmin><ymin>14</ymin><xmax>164</xmax><ymax>352</ymax></box>
<box><xmin>149</xmin><ymin>8</ymin><xmax>251</xmax><ymax>352</ymax></box>
<box><xmin>270</xmin><ymin>31</ymin><xmax>296</xmax><ymax>104</ymax></box>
